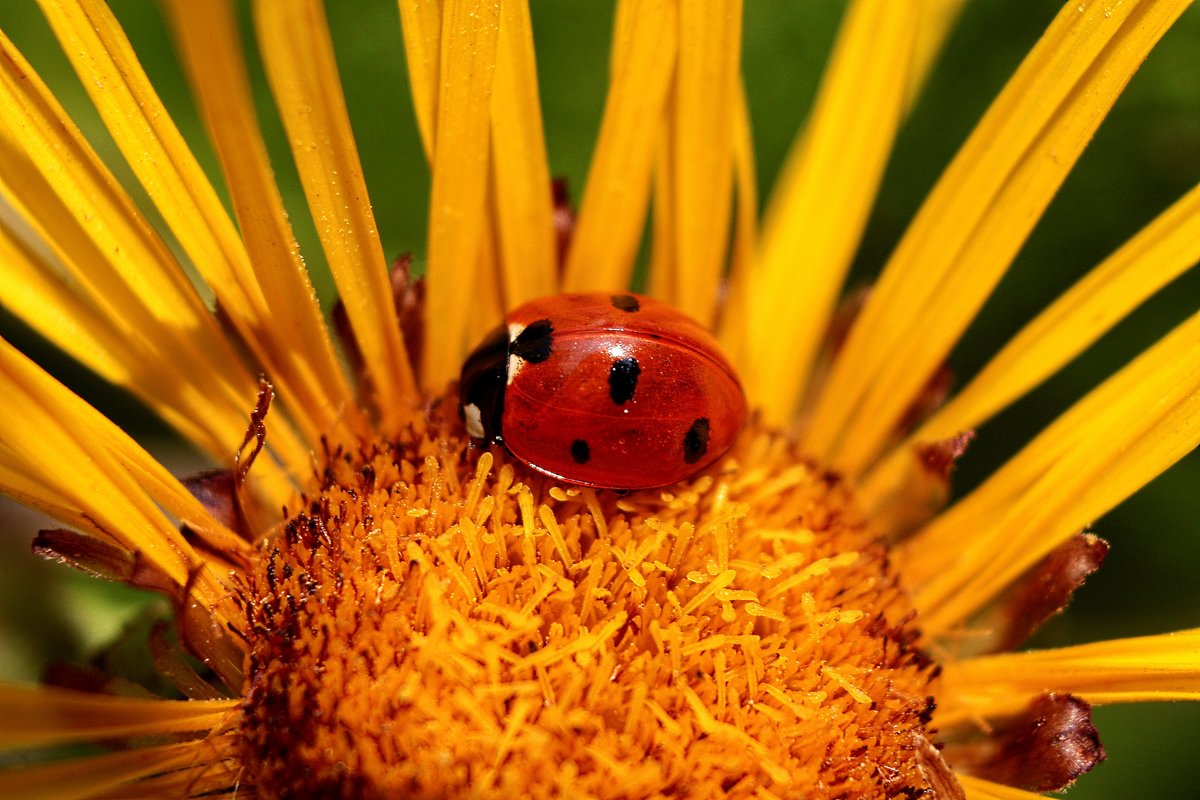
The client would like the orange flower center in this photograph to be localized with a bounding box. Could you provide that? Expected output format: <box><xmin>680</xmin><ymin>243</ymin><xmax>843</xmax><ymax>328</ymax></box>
<box><xmin>238</xmin><ymin>400</ymin><xmax>937</xmax><ymax>798</ymax></box>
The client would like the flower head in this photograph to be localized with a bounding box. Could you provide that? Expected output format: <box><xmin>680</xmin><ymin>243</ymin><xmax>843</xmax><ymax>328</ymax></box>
<box><xmin>0</xmin><ymin>1</ymin><xmax>1198</xmax><ymax>799</ymax></box>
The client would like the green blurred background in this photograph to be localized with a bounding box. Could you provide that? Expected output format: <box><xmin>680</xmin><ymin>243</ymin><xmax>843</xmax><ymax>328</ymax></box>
<box><xmin>0</xmin><ymin>2</ymin><xmax>1197</xmax><ymax>797</ymax></box>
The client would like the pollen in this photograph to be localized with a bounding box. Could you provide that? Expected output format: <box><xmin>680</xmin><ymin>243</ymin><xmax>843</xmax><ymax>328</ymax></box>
<box><xmin>237</xmin><ymin>400</ymin><xmax>938</xmax><ymax>798</ymax></box>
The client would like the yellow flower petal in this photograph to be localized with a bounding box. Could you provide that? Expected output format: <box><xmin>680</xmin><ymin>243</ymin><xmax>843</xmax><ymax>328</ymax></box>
<box><xmin>491</xmin><ymin>0</ymin><xmax>557</xmax><ymax>306</ymax></box>
<box><xmin>0</xmin><ymin>740</ymin><xmax>225</xmax><ymax>800</ymax></box>
<box><xmin>668</xmin><ymin>0</ymin><xmax>741</xmax><ymax>325</ymax></box>
<box><xmin>421</xmin><ymin>0</ymin><xmax>502</xmax><ymax>388</ymax></box>
<box><xmin>0</xmin><ymin>427</ymin><xmax>178</xmax><ymax>593</ymax></box>
<box><xmin>470</xmin><ymin>198</ymin><xmax>506</xmax><ymax>345</ymax></box>
<box><xmin>0</xmin><ymin>461</ymin><xmax>96</xmax><ymax>536</ymax></box>
<box><xmin>806</xmin><ymin>0</ymin><xmax>1192</xmax><ymax>475</ymax></box>
<box><xmin>34</xmin><ymin>0</ymin><xmax>332</xmax><ymax>441</ymax></box>
<box><xmin>904</xmin><ymin>309</ymin><xmax>1200</xmax><ymax>634</ymax></box>
<box><xmin>958</xmin><ymin>774</ymin><xmax>1054</xmax><ymax>800</ymax></box>
<box><xmin>255</xmin><ymin>0</ymin><xmax>417</xmax><ymax>411</ymax></box>
<box><xmin>939</xmin><ymin>629</ymin><xmax>1200</xmax><ymax>725</ymax></box>
<box><xmin>714</xmin><ymin>77</ymin><xmax>758</xmax><ymax>360</ymax></box>
<box><xmin>0</xmin><ymin>337</ymin><xmax>245</xmax><ymax>615</ymax></box>
<box><xmin>398</xmin><ymin>0</ymin><xmax>443</xmax><ymax>160</ymax></box>
<box><xmin>862</xmin><ymin>180</ymin><xmax>1200</xmax><ymax>514</ymax></box>
<box><xmin>739</xmin><ymin>0</ymin><xmax>919</xmax><ymax>425</ymax></box>
<box><xmin>0</xmin><ymin>28</ymin><xmax>307</xmax><ymax>488</ymax></box>
<box><xmin>36</xmin><ymin>0</ymin><xmax>263</xmax><ymax>323</ymax></box>
<box><xmin>648</xmin><ymin>120</ymin><xmax>677</xmax><ymax>300</ymax></box>
<box><xmin>0</xmin><ymin>684</ymin><xmax>238</xmax><ymax>748</ymax></box>
<box><xmin>0</xmin><ymin>221</ymin><xmax>138</xmax><ymax>405</ymax></box>
<box><xmin>731</xmin><ymin>79</ymin><xmax>758</xmax><ymax>278</ymax></box>
<box><xmin>917</xmin><ymin>180</ymin><xmax>1200</xmax><ymax>445</ymax></box>
<box><xmin>400</xmin><ymin>0</ymin><xmax>545</xmax><ymax>335</ymax></box>
<box><xmin>165</xmin><ymin>0</ymin><xmax>366</xmax><ymax>445</ymax></box>
<box><xmin>563</xmin><ymin>0</ymin><xmax>677</xmax><ymax>293</ymax></box>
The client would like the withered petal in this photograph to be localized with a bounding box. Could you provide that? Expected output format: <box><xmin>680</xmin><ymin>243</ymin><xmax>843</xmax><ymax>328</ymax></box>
<box><xmin>996</xmin><ymin>532</ymin><xmax>1109</xmax><ymax>652</ymax></box>
<box><xmin>914</xmin><ymin>734</ymin><xmax>967</xmax><ymax>800</ymax></box>
<box><xmin>181</xmin><ymin>470</ymin><xmax>245</xmax><ymax>538</ymax></box>
<box><xmin>950</xmin><ymin>693</ymin><xmax>1106</xmax><ymax>792</ymax></box>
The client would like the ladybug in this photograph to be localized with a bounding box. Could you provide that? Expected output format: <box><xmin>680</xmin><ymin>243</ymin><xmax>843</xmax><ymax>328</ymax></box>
<box><xmin>459</xmin><ymin>292</ymin><xmax>747</xmax><ymax>489</ymax></box>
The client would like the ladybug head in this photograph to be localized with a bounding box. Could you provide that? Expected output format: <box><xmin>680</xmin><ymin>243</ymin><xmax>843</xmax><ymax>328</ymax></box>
<box><xmin>458</xmin><ymin>323</ymin><xmax>508</xmax><ymax>445</ymax></box>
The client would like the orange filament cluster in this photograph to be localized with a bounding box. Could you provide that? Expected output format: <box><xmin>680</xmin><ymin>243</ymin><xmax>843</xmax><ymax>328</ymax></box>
<box><xmin>237</xmin><ymin>404</ymin><xmax>938</xmax><ymax>798</ymax></box>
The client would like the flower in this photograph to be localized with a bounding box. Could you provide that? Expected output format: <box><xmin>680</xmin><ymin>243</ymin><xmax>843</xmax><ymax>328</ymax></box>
<box><xmin>0</xmin><ymin>0</ymin><xmax>1198</xmax><ymax>798</ymax></box>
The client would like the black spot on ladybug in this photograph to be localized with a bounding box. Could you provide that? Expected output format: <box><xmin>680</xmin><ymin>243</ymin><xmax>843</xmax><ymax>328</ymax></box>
<box><xmin>611</xmin><ymin>294</ymin><xmax>640</xmax><ymax>313</ymax></box>
<box><xmin>682</xmin><ymin>418</ymin><xmax>710</xmax><ymax>464</ymax></box>
<box><xmin>571</xmin><ymin>439</ymin><xmax>591</xmax><ymax>464</ymax></box>
<box><xmin>511</xmin><ymin>319</ymin><xmax>554</xmax><ymax>363</ymax></box>
<box><xmin>608</xmin><ymin>356</ymin><xmax>640</xmax><ymax>404</ymax></box>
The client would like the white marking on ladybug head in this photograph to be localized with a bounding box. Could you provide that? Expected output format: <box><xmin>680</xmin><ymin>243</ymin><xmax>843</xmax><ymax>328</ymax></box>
<box><xmin>463</xmin><ymin>402</ymin><xmax>485</xmax><ymax>439</ymax></box>
<box><xmin>506</xmin><ymin>321</ymin><xmax>526</xmax><ymax>385</ymax></box>
<box><xmin>507</xmin><ymin>354</ymin><xmax>527</xmax><ymax>385</ymax></box>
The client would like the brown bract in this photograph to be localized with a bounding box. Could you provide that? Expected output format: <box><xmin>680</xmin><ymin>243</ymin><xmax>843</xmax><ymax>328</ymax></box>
<box><xmin>945</xmin><ymin>694</ymin><xmax>1105</xmax><ymax>792</ymax></box>
<box><xmin>235</xmin><ymin>402</ymin><xmax>938</xmax><ymax>798</ymax></box>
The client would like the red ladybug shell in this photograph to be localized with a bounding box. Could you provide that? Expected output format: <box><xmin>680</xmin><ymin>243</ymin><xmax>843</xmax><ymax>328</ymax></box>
<box><xmin>459</xmin><ymin>292</ymin><xmax>747</xmax><ymax>489</ymax></box>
